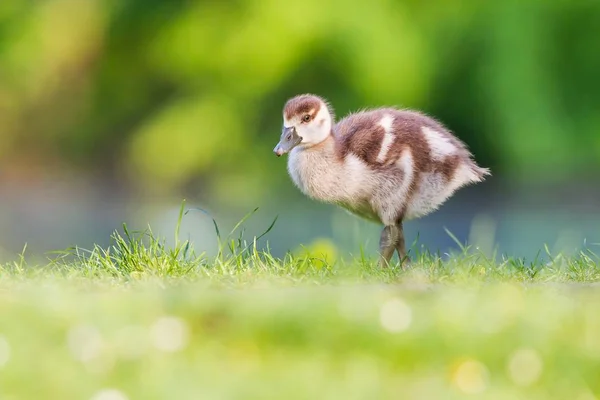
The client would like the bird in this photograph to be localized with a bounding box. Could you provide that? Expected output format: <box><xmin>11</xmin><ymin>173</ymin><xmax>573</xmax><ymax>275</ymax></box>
<box><xmin>273</xmin><ymin>94</ymin><xmax>490</xmax><ymax>267</ymax></box>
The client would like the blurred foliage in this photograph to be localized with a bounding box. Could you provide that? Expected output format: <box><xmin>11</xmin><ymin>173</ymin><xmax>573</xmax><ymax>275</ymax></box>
<box><xmin>1</xmin><ymin>0</ymin><xmax>599</xmax><ymax>205</ymax></box>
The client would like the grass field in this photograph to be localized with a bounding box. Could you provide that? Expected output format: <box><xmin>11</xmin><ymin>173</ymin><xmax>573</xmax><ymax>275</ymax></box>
<box><xmin>1</xmin><ymin>207</ymin><xmax>600</xmax><ymax>400</ymax></box>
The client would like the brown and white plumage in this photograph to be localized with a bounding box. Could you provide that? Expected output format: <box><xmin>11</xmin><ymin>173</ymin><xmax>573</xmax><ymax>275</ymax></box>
<box><xmin>273</xmin><ymin>94</ymin><xmax>490</xmax><ymax>266</ymax></box>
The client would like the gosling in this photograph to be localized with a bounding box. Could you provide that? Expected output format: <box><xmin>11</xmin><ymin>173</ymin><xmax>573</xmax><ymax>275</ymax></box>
<box><xmin>273</xmin><ymin>94</ymin><xmax>490</xmax><ymax>267</ymax></box>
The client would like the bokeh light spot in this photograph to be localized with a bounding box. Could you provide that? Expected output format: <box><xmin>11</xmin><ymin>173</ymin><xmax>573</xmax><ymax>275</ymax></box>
<box><xmin>68</xmin><ymin>324</ymin><xmax>104</xmax><ymax>363</ymax></box>
<box><xmin>379</xmin><ymin>297</ymin><xmax>412</xmax><ymax>333</ymax></box>
<box><xmin>453</xmin><ymin>359</ymin><xmax>489</xmax><ymax>394</ymax></box>
<box><xmin>90</xmin><ymin>389</ymin><xmax>128</xmax><ymax>400</ymax></box>
<box><xmin>150</xmin><ymin>316</ymin><xmax>190</xmax><ymax>353</ymax></box>
<box><xmin>507</xmin><ymin>348</ymin><xmax>543</xmax><ymax>387</ymax></box>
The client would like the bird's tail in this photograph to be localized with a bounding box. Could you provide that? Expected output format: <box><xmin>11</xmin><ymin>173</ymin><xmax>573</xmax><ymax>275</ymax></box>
<box><xmin>471</xmin><ymin>164</ymin><xmax>491</xmax><ymax>182</ymax></box>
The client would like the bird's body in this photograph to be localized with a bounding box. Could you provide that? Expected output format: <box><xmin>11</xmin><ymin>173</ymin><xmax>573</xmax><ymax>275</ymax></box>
<box><xmin>274</xmin><ymin>94</ymin><xmax>490</xmax><ymax>266</ymax></box>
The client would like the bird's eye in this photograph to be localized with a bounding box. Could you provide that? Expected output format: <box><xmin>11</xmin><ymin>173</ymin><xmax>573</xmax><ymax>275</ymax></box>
<box><xmin>302</xmin><ymin>114</ymin><xmax>311</xmax><ymax>122</ymax></box>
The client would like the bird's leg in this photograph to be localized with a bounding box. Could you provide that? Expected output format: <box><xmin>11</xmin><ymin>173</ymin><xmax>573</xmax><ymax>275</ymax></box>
<box><xmin>379</xmin><ymin>225</ymin><xmax>399</xmax><ymax>267</ymax></box>
<box><xmin>395</xmin><ymin>221</ymin><xmax>411</xmax><ymax>267</ymax></box>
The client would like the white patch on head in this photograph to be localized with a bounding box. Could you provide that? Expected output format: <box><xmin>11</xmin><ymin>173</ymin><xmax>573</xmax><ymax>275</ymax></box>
<box><xmin>376</xmin><ymin>115</ymin><xmax>395</xmax><ymax>163</ymax></box>
<box><xmin>372</xmin><ymin>148</ymin><xmax>415</xmax><ymax>225</ymax></box>
<box><xmin>284</xmin><ymin>104</ymin><xmax>332</xmax><ymax>148</ymax></box>
<box><xmin>422</xmin><ymin>126</ymin><xmax>456</xmax><ymax>159</ymax></box>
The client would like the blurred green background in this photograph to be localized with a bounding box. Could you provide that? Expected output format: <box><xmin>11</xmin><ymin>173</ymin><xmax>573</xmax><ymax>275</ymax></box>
<box><xmin>0</xmin><ymin>0</ymin><xmax>599</xmax><ymax>260</ymax></box>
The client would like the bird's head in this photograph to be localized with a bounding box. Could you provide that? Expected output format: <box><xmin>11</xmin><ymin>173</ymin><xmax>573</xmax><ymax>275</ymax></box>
<box><xmin>273</xmin><ymin>94</ymin><xmax>334</xmax><ymax>156</ymax></box>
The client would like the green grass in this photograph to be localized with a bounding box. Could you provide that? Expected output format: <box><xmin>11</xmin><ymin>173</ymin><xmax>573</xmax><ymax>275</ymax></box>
<box><xmin>1</xmin><ymin>204</ymin><xmax>600</xmax><ymax>399</ymax></box>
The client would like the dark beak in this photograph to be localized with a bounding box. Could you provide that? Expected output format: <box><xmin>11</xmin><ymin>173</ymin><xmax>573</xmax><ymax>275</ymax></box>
<box><xmin>273</xmin><ymin>126</ymin><xmax>300</xmax><ymax>157</ymax></box>
<box><xmin>273</xmin><ymin>144</ymin><xmax>284</xmax><ymax>157</ymax></box>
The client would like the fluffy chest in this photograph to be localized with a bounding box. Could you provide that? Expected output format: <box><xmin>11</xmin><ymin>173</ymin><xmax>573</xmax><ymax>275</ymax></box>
<box><xmin>287</xmin><ymin>147</ymin><xmax>374</xmax><ymax>204</ymax></box>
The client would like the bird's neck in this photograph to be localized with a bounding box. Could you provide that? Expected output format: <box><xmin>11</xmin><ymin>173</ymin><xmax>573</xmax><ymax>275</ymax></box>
<box><xmin>287</xmin><ymin>134</ymin><xmax>342</xmax><ymax>201</ymax></box>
